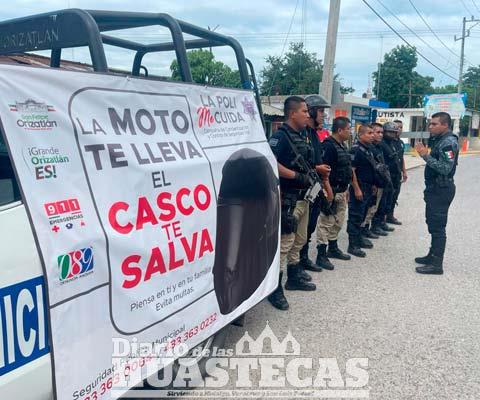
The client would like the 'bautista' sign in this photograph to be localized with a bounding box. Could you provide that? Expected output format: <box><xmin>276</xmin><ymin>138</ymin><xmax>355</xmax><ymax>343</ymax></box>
<box><xmin>0</xmin><ymin>65</ymin><xmax>280</xmax><ymax>400</ymax></box>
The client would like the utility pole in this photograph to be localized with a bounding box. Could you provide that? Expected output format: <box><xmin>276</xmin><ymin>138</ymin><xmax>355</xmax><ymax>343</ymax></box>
<box><xmin>207</xmin><ymin>25</ymin><xmax>220</xmax><ymax>54</ymax></box>
<box><xmin>399</xmin><ymin>82</ymin><xmax>423</xmax><ymax>108</ymax></box>
<box><xmin>455</xmin><ymin>16</ymin><xmax>480</xmax><ymax>94</ymax></box>
<box><xmin>408</xmin><ymin>81</ymin><xmax>412</xmax><ymax>108</ymax></box>
<box><xmin>376</xmin><ymin>35</ymin><xmax>383</xmax><ymax>100</ymax></box>
<box><xmin>320</xmin><ymin>0</ymin><xmax>341</xmax><ymax>104</ymax></box>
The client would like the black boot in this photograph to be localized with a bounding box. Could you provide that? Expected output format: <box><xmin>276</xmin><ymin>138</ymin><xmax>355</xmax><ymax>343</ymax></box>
<box><xmin>415</xmin><ymin>255</ymin><xmax>443</xmax><ymax>275</ymax></box>
<box><xmin>348</xmin><ymin>236</ymin><xmax>366</xmax><ymax>258</ymax></box>
<box><xmin>358</xmin><ymin>235</ymin><xmax>374</xmax><ymax>249</ymax></box>
<box><xmin>415</xmin><ymin>248</ymin><xmax>434</xmax><ymax>264</ymax></box>
<box><xmin>285</xmin><ymin>265</ymin><xmax>316</xmax><ymax>291</ymax></box>
<box><xmin>268</xmin><ymin>271</ymin><xmax>289</xmax><ymax>310</ymax></box>
<box><xmin>386</xmin><ymin>214</ymin><xmax>402</xmax><ymax>225</ymax></box>
<box><xmin>299</xmin><ymin>245</ymin><xmax>322</xmax><ymax>272</ymax></box>
<box><xmin>327</xmin><ymin>240</ymin><xmax>351</xmax><ymax>260</ymax></box>
<box><xmin>371</xmin><ymin>224</ymin><xmax>388</xmax><ymax>236</ymax></box>
<box><xmin>297</xmin><ymin>262</ymin><xmax>313</xmax><ymax>281</ymax></box>
<box><xmin>380</xmin><ymin>221</ymin><xmax>395</xmax><ymax>232</ymax></box>
<box><xmin>315</xmin><ymin>244</ymin><xmax>335</xmax><ymax>270</ymax></box>
<box><xmin>362</xmin><ymin>225</ymin><xmax>379</xmax><ymax>239</ymax></box>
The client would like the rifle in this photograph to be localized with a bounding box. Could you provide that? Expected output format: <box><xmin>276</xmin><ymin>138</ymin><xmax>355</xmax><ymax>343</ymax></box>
<box><xmin>282</xmin><ymin>128</ymin><xmax>324</xmax><ymax>204</ymax></box>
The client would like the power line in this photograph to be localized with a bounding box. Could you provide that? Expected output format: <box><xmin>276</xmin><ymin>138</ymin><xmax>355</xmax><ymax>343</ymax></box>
<box><xmin>375</xmin><ymin>0</ymin><xmax>460</xmax><ymax>70</ymax></box>
<box><xmin>362</xmin><ymin>0</ymin><xmax>459</xmax><ymax>82</ymax></box>
<box><xmin>408</xmin><ymin>0</ymin><xmax>476</xmax><ymax>68</ymax></box>
<box><xmin>407</xmin><ymin>0</ymin><xmax>461</xmax><ymax>60</ymax></box>
<box><xmin>267</xmin><ymin>0</ymin><xmax>300</xmax><ymax>95</ymax></box>
<box><xmin>472</xmin><ymin>0</ymin><xmax>480</xmax><ymax>13</ymax></box>
<box><xmin>110</xmin><ymin>29</ymin><xmax>462</xmax><ymax>40</ymax></box>
<box><xmin>460</xmin><ymin>0</ymin><xmax>475</xmax><ymax>16</ymax></box>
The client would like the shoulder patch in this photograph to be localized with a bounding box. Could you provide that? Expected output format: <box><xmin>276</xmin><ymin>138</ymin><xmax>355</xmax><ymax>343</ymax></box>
<box><xmin>269</xmin><ymin>138</ymin><xmax>279</xmax><ymax>147</ymax></box>
<box><xmin>443</xmin><ymin>149</ymin><xmax>455</xmax><ymax>160</ymax></box>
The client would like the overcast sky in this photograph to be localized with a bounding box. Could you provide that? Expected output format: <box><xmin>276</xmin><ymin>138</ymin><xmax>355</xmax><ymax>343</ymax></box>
<box><xmin>2</xmin><ymin>0</ymin><xmax>479</xmax><ymax>95</ymax></box>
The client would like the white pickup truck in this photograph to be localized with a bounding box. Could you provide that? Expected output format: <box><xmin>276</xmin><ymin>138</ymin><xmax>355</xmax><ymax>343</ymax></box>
<box><xmin>0</xmin><ymin>8</ymin><xmax>275</xmax><ymax>400</ymax></box>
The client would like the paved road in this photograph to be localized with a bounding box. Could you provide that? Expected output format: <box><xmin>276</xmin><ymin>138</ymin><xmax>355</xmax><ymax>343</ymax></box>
<box><xmin>218</xmin><ymin>154</ymin><xmax>480</xmax><ymax>399</ymax></box>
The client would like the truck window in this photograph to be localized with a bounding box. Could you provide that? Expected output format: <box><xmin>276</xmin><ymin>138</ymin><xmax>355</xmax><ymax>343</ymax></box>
<box><xmin>0</xmin><ymin>135</ymin><xmax>21</xmax><ymax>205</ymax></box>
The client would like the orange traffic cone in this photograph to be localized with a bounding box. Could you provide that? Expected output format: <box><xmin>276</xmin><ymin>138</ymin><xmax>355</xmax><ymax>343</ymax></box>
<box><xmin>461</xmin><ymin>138</ymin><xmax>468</xmax><ymax>153</ymax></box>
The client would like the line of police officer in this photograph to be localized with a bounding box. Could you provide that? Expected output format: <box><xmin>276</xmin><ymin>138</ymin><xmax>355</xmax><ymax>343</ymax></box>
<box><xmin>267</xmin><ymin>95</ymin><xmax>459</xmax><ymax>311</ymax></box>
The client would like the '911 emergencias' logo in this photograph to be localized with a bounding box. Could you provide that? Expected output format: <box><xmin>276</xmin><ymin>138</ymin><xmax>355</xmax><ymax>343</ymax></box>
<box><xmin>57</xmin><ymin>247</ymin><xmax>94</xmax><ymax>283</ymax></box>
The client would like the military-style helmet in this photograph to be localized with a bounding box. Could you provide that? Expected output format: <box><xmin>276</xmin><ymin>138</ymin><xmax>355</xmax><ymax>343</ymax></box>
<box><xmin>305</xmin><ymin>94</ymin><xmax>331</xmax><ymax>109</ymax></box>
<box><xmin>305</xmin><ymin>94</ymin><xmax>330</xmax><ymax>120</ymax></box>
<box><xmin>383</xmin><ymin>121</ymin><xmax>398</xmax><ymax>132</ymax></box>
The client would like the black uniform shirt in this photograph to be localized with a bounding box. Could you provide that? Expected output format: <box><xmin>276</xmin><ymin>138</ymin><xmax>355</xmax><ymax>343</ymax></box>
<box><xmin>372</xmin><ymin>143</ymin><xmax>385</xmax><ymax>164</ymax></box>
<box><xmin>351</xmin><ymin>142</ymin><xmax>375</xmax><ymax>185</ymax></box>
<box><xmin>269</xmin><ymin>123</ymin><xmax>314</xmax><ymax>191</ymax></box>
<box><xmin>305</xmin><ymin>126</ymin><xmax>324</xmax><ymax>166</ymax></box>
<box><xmin>322</xmin><ymin>138</ymin><xmax>338</xmax><ymax>166</ymax></box>
<box><xmin>423</xmin><ymin>131</ymin><xmax>459</xmax><ymax>184</ymax></box>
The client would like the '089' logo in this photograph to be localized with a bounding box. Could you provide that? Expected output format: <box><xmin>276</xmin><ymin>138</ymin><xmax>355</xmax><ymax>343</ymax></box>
<box><xmin>57</xmin><ymin>247</ymin><xmax>94</xmax><ymax>283</ymax></box>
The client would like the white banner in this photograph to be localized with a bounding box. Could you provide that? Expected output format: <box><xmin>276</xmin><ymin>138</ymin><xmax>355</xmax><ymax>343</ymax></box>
<box><xmin>0</xmin><ymin>65</ymin><xmax>280</xmax><ymax>400</ymax></box>
<box><xmin>423</xmin><ymin>93</ymin><xmax>466</xmax><ymax>119</ymax></box>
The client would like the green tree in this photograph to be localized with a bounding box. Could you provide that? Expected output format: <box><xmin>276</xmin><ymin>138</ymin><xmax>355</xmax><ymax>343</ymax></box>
<box><xmin>463</xmin><ymin>65</ymin><xmax>480</xmax><ymax>110</ymax></box>
<box><xmin>259</xmin><ymin>43</ymin><xmax>354</xmax><ymax>96</ymax></box>
<box><xmin>170</xmin><ymin>49</ymin><xmax>241</xmax><ymax>88</ymax></box>
<box><xmin>373</xmin><ymin>45</ymin><xmax>434</xmax><ymax>108</ymax></box>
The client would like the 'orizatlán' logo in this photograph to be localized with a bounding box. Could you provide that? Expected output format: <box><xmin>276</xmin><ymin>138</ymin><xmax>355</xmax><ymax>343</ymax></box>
<box><xmin>9</xmin><ymin>99</ymin><xmax>57</xmax><ymax>131</ymax></box>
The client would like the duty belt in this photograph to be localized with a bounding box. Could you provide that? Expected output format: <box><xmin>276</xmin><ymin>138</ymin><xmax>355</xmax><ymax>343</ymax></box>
<box><xmin>426</xmin><ymin>177</ymin><xmax>454</xmax><ymax>188</ymax></box>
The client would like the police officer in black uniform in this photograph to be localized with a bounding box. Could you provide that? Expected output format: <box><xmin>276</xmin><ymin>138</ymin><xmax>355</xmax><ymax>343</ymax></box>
<box><xmin>315</xmin><ymin>116</ymin><xmax>353</xmax><ymax>266</ymax></box>
<box><xmin>347</xmin><ymin>124</ymin><xmax>376</xmax><ymax>257</ymax></box>
<box><xmin>362</xmin><ymin>122</ymin><xmax>391</xmax><ymax>239</ymax></box>
<box><xmin>414</xmin><ymin>112</ymin><xmax>459</xmax><ymax>275</ymax></box>
<box><xmin>386</xmin><ymin>121</ymin><xmax>406</xmax><ymax>225</ymax></box>
<box><xmin>299</xmin><ymin>95</ymin><xmax>333</xmax><ymax>273</ymax></box>
<box><xmin>267</xmin><ymin>96</ymin><xmax>317</xmax><ymax>310</ymax></box>
<box><xmin>374</xmin><ymin>121</ymin><xmax>401</xmax><ymax>233</ymax></box>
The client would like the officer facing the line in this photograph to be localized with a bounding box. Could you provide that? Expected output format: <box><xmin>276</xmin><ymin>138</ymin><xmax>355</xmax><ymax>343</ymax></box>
<box><xmin>414</xmin><ymin>112</ymin><xmax>458</xmax><ymax>275</ymax></box>
<box><xmin>267</xmin><ymin>96</ymin><xmax>317</xmax><ymax>311</ymax></box>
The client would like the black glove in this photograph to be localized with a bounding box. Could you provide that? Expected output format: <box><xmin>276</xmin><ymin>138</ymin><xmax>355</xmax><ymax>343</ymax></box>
<box><xmin>294</xmin><ymin>172</ymin><xmax>310</xmax><ymax>189</ymax></box>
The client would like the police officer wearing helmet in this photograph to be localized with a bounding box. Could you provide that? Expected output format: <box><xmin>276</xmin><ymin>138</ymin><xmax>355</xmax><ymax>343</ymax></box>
<box><xmin>375</xmin><ymin>121</ymin><xmax>402</xmax><ymax>233</ymax></box>
<box><xmin>299</xmin><ymin>94</ymin><xmax>334</xmax><ymax>273</ymax></box>
<box><xmin>414</xmin><ymin>112</ymin><xmax>458</xmax><ymax>275</ymax></box>
<box><xmin>267</xmin><ymin>96</ymin><xmax>317</xmax><ymax>311</ymax></box>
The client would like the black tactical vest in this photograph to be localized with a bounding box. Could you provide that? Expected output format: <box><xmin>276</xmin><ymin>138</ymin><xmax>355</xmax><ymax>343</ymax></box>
<box><xmin>277</xmin><ymin>124</ymin><xmax>315</xmax><ymax>170</ymax></box>
<box><xmin>381</xmin><ymin>137</ymin><xmax>402</xmax><ymax>176</ymax></box>
<box><xmin>325</xmin><ymin>136</ymin><xmax>352</xmax><ymax>192</ymax></box>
